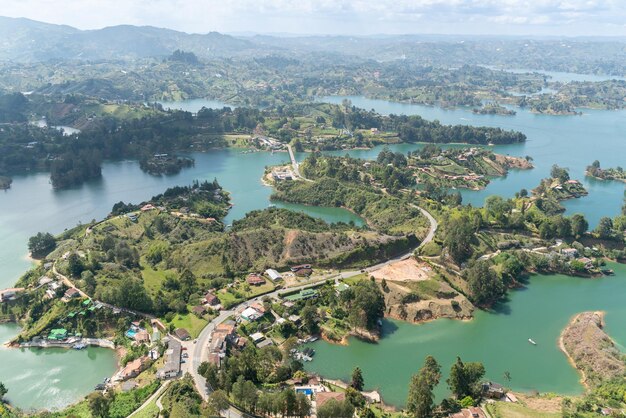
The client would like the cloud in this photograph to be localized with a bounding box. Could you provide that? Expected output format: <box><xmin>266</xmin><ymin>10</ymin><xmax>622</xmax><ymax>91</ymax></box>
<box><xmin>1</xmin><ymin>0</ymin><xmax>625</xmax><ymax>35</ymax></box>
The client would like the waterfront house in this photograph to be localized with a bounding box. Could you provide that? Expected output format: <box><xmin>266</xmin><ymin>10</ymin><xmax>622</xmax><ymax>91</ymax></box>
<box><xmin>561</xmin><ymin>248</ymin><xmax>579</xmax><ymax>259</ymax></box>
<box><xmin>0</xmin><ymin>288</ymin><xmax>24</xmax><ymax>302</ymax></box>
<box><xmin>175</xmin><ymin>328</ymin><xmax>191</xmax><ymax>341</ymax></box>
<box><xmin>265</xmin><ymin>269</ymin><xmax>283</xmax><ymax>282</ymax></box>
<box><xmin>134</xmin><ymin>330</ymin><xmax>150</xmax><ymax>344</ymax></box>
<box><xmin>118</xmin><ymin>356</ymin><xmax>149</xmax><ymax>381</ymax></box>
<box><xmin>246</xmin><ymin>273</ymin><xmax>265</xmax><ymax>286</ymax></box>
<box><xmin>48</xmin><ymin>328</ymin><xmax>68</xmax><ymax>340</ymax></box>
<box><xmin>482</xmin><ymin>381</ymin><xmax>505</xmax><ymax>399</ymax></box>
<box><xmin>578</xmin><ymin>257</ymin><xmax>594</xmax><ymax>269</ymax></box>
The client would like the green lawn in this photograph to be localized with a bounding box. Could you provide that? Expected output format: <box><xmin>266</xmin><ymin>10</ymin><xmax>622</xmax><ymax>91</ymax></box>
<box><xmin>486</xmin><ymin>402</ymin><xmax>562</xmax><ymax>418</ymax></box>
<box><xmin>168</xmin><ymin>313</ymin><xmax>208</xmax><ymax>339</ymax></box>
<box><xmin>141</xmin><ymin>260</ymin><xmax>176</xmax><ymax>295</ymax></box>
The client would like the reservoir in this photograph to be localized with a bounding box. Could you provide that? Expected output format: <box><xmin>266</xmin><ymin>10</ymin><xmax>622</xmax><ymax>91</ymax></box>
<box><xmin>1</xmin><ymin>95</ymin><xmax>625</xmax><ymax>410</ymax></box>
<box><xmin>305</xmin><ymin>261</ymin><xmax>626</xmax><ymax>406</ymax></box>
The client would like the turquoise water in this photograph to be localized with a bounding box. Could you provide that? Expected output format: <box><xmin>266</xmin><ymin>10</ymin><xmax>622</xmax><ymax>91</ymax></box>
<box><xmin>319</xmin><ymin>95</ymin><xmax>626</xmax><ymax>228</ymax></box>
<box><xmin>305</xmin><ymin>263</ymin><xmax>626</xmax><ymax>407</ymax></box>
<box><xmin>1</xmin><ymin>93</ymin><xmax>626</xmax><ymax>410</ymax></box>
<box><xmin>0</xmin><ymin>323</ymin><xmax>118</xmax><ymax>412</ymax></box>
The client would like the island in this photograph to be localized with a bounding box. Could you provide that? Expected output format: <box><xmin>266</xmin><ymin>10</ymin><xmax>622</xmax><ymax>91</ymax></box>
<box><xmin>586</xmin><ymin>160</ymin><xmax>626</xmax><ymax>183</ymax></box>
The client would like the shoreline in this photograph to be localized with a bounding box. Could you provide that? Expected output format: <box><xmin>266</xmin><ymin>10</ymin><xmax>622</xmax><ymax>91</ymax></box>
<box><xmin>558</xmin><ymin>312</ymin><xmax>593</xmax><ymax>390</ymax></box>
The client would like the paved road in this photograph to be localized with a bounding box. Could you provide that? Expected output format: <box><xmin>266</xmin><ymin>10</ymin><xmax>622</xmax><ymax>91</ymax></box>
<box><xmin>185</xmin><ymin>204</ymin><xmax>438</xmax><ymax>417</ymax></box>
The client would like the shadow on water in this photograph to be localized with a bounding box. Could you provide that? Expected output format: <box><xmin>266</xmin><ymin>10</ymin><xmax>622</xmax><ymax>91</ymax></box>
<box><xmin>380</xmin><ymin>319</ymin><xmax>399</xmax><ymax>338</ymax></box>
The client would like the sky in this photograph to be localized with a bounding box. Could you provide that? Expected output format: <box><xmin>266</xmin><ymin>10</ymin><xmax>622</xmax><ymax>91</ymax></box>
<box><xmin>2</xmin><ymin>0</ymin><xmax>626</xmax><ymax>37</ymax></box>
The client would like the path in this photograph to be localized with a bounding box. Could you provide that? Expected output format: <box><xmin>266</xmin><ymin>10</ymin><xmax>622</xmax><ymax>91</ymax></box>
<box><xmin>128</xmin><ymin>380</ymin><xmax>171</xmax><ymax>418</ymax></box>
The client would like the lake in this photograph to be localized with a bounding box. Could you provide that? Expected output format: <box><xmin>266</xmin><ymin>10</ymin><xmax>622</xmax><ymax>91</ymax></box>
<box><xmin>0</xmin><ymin>323</ymin><xmax>117</xmax><ymax>412</ymax></box>
<box><xmin>1</xmin><ymin>94</ymin><xmax>626</xmax><ymax>410</ymax></box>
<box><xmin>305</xmin><ymin>262</ymin><xmax>626</xmax><ymax>407</ymax></box>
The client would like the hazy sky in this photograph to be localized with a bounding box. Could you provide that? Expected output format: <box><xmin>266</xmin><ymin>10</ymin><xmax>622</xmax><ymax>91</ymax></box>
<box><xmin>3</xmin><ymin>0</ymin><xmax>626</xmax><ymax>36</ymax></box>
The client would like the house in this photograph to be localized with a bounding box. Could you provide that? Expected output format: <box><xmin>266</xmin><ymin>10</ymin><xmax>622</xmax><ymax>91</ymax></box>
<box><xmin>561</xmin><ymin>248</ymin><xmax>579</xmax><ymax>259</ymax></box>
<box><xmin>578</xmin><ymin>257</ymin><xmax>594</xmax><ymax>269</ymax></box>
<box><xmin>315</xmin><ymin>392</ymin><xmax>345</xmax><ymax>408</ymax></box>
<box><xmin>38</xmin><ymin>276</ymin><xmax>53</xmax><ymax>286</ymax></box>
<box><xmin>482</xmin><ymin>382</ymin><xmax>505</xmax><ymax>399</ymax></box>
<box><xmin>284</xmin><ymin>289</ymin><xmax>318</xmax><ymax>302</ymax></box>
<box><xmin>134</xmin><ymin>330</ymin><xmax>150</xmax><ymax>344</ymax></box>
<box><xmin>290</xmin><ymin>264</ymin><xmax>312</xmax><ymax>272</ymax></box>
<box><xmin>334</xmin><ymin>283</ymin><xmax>350</xmax><ymax>294</ymax></box>
<box><xmin>192</xmin><ymin>305</ymin><xmax>206</xmax><ymax>316</ymax></box>
<box><xmin>64</xmin><ymin>288</ymin><xmax>81</xmax><ymax>299</ymax></box>
<box><xmin>246</xmin><ymin>273</ymin><xmax>265</xmax><ymax>286</ymax></box>
<box><xmin>140</xmin><ymin>204</ymin><xmax>156</xmax><ymax>212</ymax></box>
<box><xmin>48</xmin><ymin>328</ymin><xmax>68</xmax><ymax>340</ymax></box>
<box><xmin>215</xmin><ymin>322</ymin><xmax>236</xmax><ymax>341</ymax></box>
<box><xmin>157</xmin><ymin>339</ymin><xmax>182</xmax><ymax>379</ymax></box>
<box><xmin>118</xmin><ymin>356</ymin><xmax>149</xmax><ymax>381</ymax></box>
<box><xmin>204</xmin><ymin>292</ymin><xmax>220</xmax><ymax>306</ymax></box>
<box><xmin>175</xmin><ymin>328</ymin><xmax>191</xmax><ymax>341</ymax></box>
<box><xmin>149</xmin><ymin>348</ymin><xmax>160</xmax><ymax>360</ymax></box>
<box><xmin>257</xmin><ymin>339</ymin><xmax>273</xmax><ymax>348</ymax></box>
<box><xmin>250</xmin><ymin>302</ymin><xmax>266</xmax><ymax>314</ymax></box>
<box><xmin>241</xmin><ymin>306</ymin><xmax>263</xmax><ymax>321</ymax></box>
<box><xmin>294</xmin><ymin>268</ymin><xmax>313</xmax><ymax>277</ymax></box>
<box><xmin>126</xmin><ymin>213</ymin><xmax>138</xmax><ymax>222</ymax></box>
<box><xmin>265</xmin><ymin>269</ymin><xmax>283</xmax><ymax>282</ymax></box>
<box><xmin>0</xmin><ymin>288</ymin><xmax>24</xmax><ymax>302</ymax></box>
<box><xmin>450</xmin><ymin>407</ymin><xmax>487</xmax><ymax>418</ymax></box>
<box><xmin>288</xmin><ymin>314</ymin><xmax>301</xmax><ymax>324</ymax></box>
<box><xmin>250</xmin><ymin>332</ymin><xmax>265</xmax><ymax>344</ymax></box>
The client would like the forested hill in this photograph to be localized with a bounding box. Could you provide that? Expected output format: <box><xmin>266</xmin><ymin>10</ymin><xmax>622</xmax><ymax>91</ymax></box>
<box><xmin>0</xmin><ymin>16</ymin><xmax>256</xmax><ymax>62</ymax></box>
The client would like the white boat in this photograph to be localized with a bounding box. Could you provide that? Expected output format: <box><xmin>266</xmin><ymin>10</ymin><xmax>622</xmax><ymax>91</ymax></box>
<box><xmin>528</xmin><ymin>338</ymin><xmax>537</xmax><ymax>345</ymax></box>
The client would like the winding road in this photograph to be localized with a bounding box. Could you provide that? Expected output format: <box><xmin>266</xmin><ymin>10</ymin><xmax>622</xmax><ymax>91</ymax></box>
<box><xmin>185</xmin><ymin>203</ymin><xmax>438</xmax><ymax>417</ymax></box>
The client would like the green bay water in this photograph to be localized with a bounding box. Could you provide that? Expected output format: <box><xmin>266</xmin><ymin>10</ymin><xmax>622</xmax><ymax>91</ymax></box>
<box><xmin>305</xmin><ymin>263</ymin><xmax>626</xmax><ymax>407</ymax></box>
<box><xmin>0</xmin><ymin>323</ymin><xmax>118</xmax><ymax>411</ymax></box>
<box><xmin>319</xmin><ymin>96</ymin><xmax>626</xmax><ymax>228</ymax></box>
<box><xmin>0</xmin><ymin>95</ymin><xmax>625</xmax><ymax>410</ymax></box>
<box><xmin>0</xmin><ymin>148</ymin><xmax>362</xmax><ymax>410</ymax></box>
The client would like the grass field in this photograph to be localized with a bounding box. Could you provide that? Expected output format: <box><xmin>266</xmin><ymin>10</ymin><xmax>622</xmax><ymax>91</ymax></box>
<box><xmin>168</xmin><ymin>313</ymin><xmax>208</xmax><ymax>339</ymax></box>
<box><xmin>486</xmin><ymin>401</ymin><xmax>562</xmax><ymax>418</ymax></box>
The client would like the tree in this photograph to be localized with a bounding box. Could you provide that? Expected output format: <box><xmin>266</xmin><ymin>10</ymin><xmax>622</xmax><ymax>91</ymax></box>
<box><xmin>465</xmin><ymin>261</ymin><xmax>505</xmax><ymax>307</ymax></box>
<box><xmin>570</xmin><ymin>214</ymin><xmax>588</xmax><ymax>238</ymax></box>
<box><xmin>317</xmin><ymin>398</ymin><xmax>354</xmax><ymax>418</ymax></box>
<box><xmin>595</xmin><ymin>217</ymin><xmax>614</xmax><ymax>239</ymax></box>
<box><xmin>87</xmin><ymin>392</ymin><xmax>111</xmax><ymax>418</ymax></box>
<box><xmin>447</xmin><ymin>357</ymin><xmax>485</xmax><ymax>399</ymax></box>
<box><xmin>550</xmin><ymin>164</ymin><xmax>570</xmax><ymax>183</ymax></box>
<box><xmin>406</xmin><ymin>356</ymin><xmax>441</xmax><ymax>418</ymax></box>
<box><xmin>301</xmin><ymin>304</ymin><xmax>319</xmax><ymax>334</ymax></box>
<box><xmin>67</xmin><ymin>252</ymin><xmax>84</xmax><ymax>278</ymax></box>
<box><xmin>207</xmin><ymin>390</ymin><xmax>230</xmax><ymax>415</ymax></box>
<box><xmin>444</xmin><ymin>214</ymin><xmax>474</xmax><ymax>264</ymax></box>
<box><xmin>0</xmin><ymin>381</ymin><xmax>7</xmax><ymax>399</ymax></box>
<box><xmin>351</xmin><ymin>367</ymin><xmax>364</xmax><ymax>391</ymax></box>
<box><xmin>28</xmin><ymin>232</ymin><xmax>56</xmax><ymax>258</ymax></box>
<box><xmin>347</xmin><ymin>280</ymin><xmax>385</xmax><ymax>332</ymax></box>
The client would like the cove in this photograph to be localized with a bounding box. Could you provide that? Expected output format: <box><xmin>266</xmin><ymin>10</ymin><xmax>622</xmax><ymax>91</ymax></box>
<box><xmin>305</xmin><ymin>262</ymin><xmax>626</xmax><ymax>407</ymax></box>
<box><xmin>319</xmin><ymin>95</ymin><xmax>626</xmax><ymax>228</ymax></box>
<box><xmin>0</xmin><ymin>323</ymin><xmax>118</xmax><ymax>412</ymax></box>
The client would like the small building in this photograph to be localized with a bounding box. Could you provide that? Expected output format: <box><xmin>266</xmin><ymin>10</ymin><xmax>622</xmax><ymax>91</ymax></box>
<box><xmin>64</xmin><ymin>288</ymin><xmax>81</xmax><ymax>299</ymax></box>
<box><xmin>288</xmin><ymin>314</ymin><xmax>301</xmax><ymax>324</ymax></box>
<box><xmin>134</xmin><ymin>330</ymin><xmax>150</xmax><ymax>344</ymax></box>
<box><xmin>250</xmin><ymin>332</ymin><xmax>265</xmax><ymax>344</ymax></box>
<box><xmin>482</xmin><ymin>382</ymin><xmax>505</xmax><ymax>399</ymax></box>
<box><xmin>38</xmin><ymin>277</ymin><xmax>53</xmax><ymax>286</ymax></box>
<box><xmin>578</xmin><ymin>257</ymin><xmax>594</xmax><ymax>269</ymax></box>
<box><xmin>257</xmin><ymin>339</ymin><xmax>273</xmax><ymax>348</ymax></box>
<box><xmin>0</xmin><ymin>288</ymin><xmax>24</xmax><ymax>302</ymax></box>
<box><xmin>265</xmin><ymin>269</ymin><xmax>283</xmax><ymax>282</ymax></box>
<box><xmin>246</xmin><ymin>273</ymin><xmax>265</xmax><ymax>286</ymax></box>
<box><xmin>192</xmin><ymin>305</ymin><xmax>206</xmax><ymax>316</ymax></box>
<box><xmin>140</xmin><ymin>204</ymin><xmax>156</xmax><ymax>212</ymax></box>
<box><xmin>284</xmin><ymin>289</ymin><xmax>318</xmax><ymax>302</ymax></box>
<box><xmin>241</xmin><ymin>306</ymin><xmax>263</xmax><ymax>321</ymax></box>
<box><xmin>48</xmin><ymin>328</ymin><xmax>68</xmax><ymax>340</ymax></box>
<box><xmin>450</xmin><ymin>407</ymin><xmax>487</xmax><ymax>418</ymax></box>
<box><xmin>118</xmin><ymin>356</ymin><xmax>149</xmax><ymax>381</ymax></box>
<box><xmin>149</xmin><ymin>348</ymin><xmax>160</xmax><ymax>360</ymax></box>
<box><xmin>126</xmin><ymin>213</ymin><xmax>138</xmax><ymax>222</ymax></box>
<box><xmin>561</xmin><ymin>248</ymin><xmax>579</xmax><ymax>259</ymax></box>
<box><xmin>175</xmin><ymin>328</ymin><xmax>191</xmax><ymax>341</ymax></box>
<box><xmin>334</xmin><ymin>283</ymin><xmax>350</xmax><ymax>294</ymax></box>
<box><xmin>290</xmin><ymin>264</ymin><xmax>312</xmax><ymax>272</ymax></box>
<box><xmin>204</xmin><ymin>292</ymin><xmax>220</xmax><ymax>306</ymax></box>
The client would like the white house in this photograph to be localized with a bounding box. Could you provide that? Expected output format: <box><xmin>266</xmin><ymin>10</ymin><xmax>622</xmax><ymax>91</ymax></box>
<box><xmin>265</xmin><ymin>269</ymin><xmax>283</xmax><ymax>282</ymax></box>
